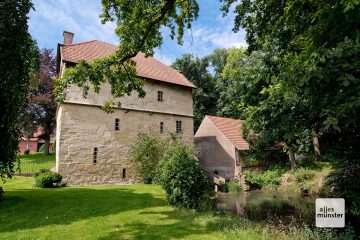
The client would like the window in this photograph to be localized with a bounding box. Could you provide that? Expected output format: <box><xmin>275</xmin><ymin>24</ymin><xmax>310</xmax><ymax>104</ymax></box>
<box><xmin>93</xmin><ymin>147</ymin><xmax>98</xmax><ymax>164</ymax></box>
<box><xmin>176</xmin><ymin>121</ymin><xmax>182</xmax><ymax>133</ymax></box>
<box><xmin>160</xmin><ymin>122</ymin><xmax>164</xmax><ymax>133</ymax></box>
<box><xmin>122</xmin><ymin>168</ymin><xmax>126</xmax><ymax>179</ymax></box>
<box><xmin>157</xmin><ymin>91</ymin><xmax>163</xmax><ymax>102</ymax></box>
<box><xmin>115</xmin><ymin>118</ymin><xmax>120</xmax><ymax>131</ymax></box>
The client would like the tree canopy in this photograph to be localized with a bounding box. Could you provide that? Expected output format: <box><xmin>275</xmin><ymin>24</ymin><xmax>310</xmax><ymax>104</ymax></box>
<box><xmin>0</xmin><ymin>0</ymin><xmax>39</xmax><ymax>181</ymax></box>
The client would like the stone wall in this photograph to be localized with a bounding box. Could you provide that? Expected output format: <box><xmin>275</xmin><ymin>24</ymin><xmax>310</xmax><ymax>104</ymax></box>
<box><xmin>65</xmin><ymin>79</ymin><xmax>193</xmax><ymax>116</ymax></box>
<box><xmin>56</xmin><ymin>102</ymin><xmax>194</xmax><ymax>185</ymax></box>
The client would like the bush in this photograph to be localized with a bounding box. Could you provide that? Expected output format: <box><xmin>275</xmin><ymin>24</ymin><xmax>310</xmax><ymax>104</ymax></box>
<box><xmin>129</xmin><ymin>133</ymin><xmax>167</xmax><ymax>181</ymax></box>
<box><xmin>0</xmin><ymin>187</ymin><xmax>4</xmax><ymax>202</ymax></box>
<box><xmin>156</xmin><ymin>143</ymin><xmax>211</xmax><ymax>209</ymax></box>
<box><xmin>24</xmin><ymin>149</ymin><xmax>30</xmax><ymax>155</ymax></box>
<box><xmin>143</xmin><ymin>176</ymin><xmax>153</xmax><ymax>184</ymax></box>
<box><xmin>224</xmin><ymin>182</ymin><xmax>243</xmax><ymax>192</ymax></box>
<box><xmin>34</xmin><ymin>168</ymin><xmax>51</xmax><ymax>177</ymax></box>
<box><xmin>294</xmin><ymin>168</ymin><xmax>315</xmax><ymax>183</ymax></box>
<box><xmin>245</xmin><ymin>166</ymin><xmax>286</xmax><ymax>190</ymax></box>
<box><xmin>35</xmin><ymin>171</ymin><xmax>63</xmax><ymax>188</ymax></box>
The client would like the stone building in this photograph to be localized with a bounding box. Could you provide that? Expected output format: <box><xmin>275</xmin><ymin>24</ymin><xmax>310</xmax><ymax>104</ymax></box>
<box><xmin>55</xmin><ymin>31</ymin><xmax>195</xmax><ymax>185</ymax></box>
<box><xmin>194</xmin><ymin>116</ymin><xmax>249</xmax><ymax>180</ymax></box>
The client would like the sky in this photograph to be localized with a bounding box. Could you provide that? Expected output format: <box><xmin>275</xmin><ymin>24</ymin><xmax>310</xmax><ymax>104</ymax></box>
<box><xmin>29</xmin><ymin>0</ymin><xmax>247</xmax><ymax>65</ymax></box>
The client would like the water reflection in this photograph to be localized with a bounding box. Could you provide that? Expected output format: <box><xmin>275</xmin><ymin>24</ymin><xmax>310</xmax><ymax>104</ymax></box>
<box><xmin>217</xmin><ymin>190</ymin><xmax>315</xmax><ymax>224</ymax></box>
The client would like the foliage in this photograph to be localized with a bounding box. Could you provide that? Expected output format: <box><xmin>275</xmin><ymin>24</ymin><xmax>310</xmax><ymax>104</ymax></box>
<box><xmin>156</xmin><ymin>143</ymin><xmax>211</xmax><ymax>209</ymax></box>
<box><xmin>129</xmin><ymin>132</ymin><xmax>167</xmax><ymax>182</ymax></box>
<box><xmin>245</xmin><ymin>166</ymin><xmax>286</xmax><ymax>190</ymax></box>
<box><xmin>220</xmin><ymin>0</ymin><xmax>360</xmax><ymax>172</ymax></box>
<box><xmin>224</xmin><ymin>182</ymin><xmax>243</xmax><ymax>192</ymax></box>
<box><xmin>0</xmin><ymin>0</ymin><xmax>39</xmax><ymax>181</ymax></box>
<box><xmin>294</xmin><ymin>168</ymin><xmax>315</xmax><ymax>184</ymax></box>
<box><xmin>322</xmin><ymin>160</ymin><xmax>360</xmax><ymax>216</ymax></box>
<box><xmin>34</xmin><ymin>168</ymin><xmax>51</xmax><ymax>177</ymax></box>
<box><xmin>35</xmin><ymin>170</ymin><xmax>62</xmax><ymax>188</ymax></box>
<box><xmin>172</xmin><ymin>54</ymin><xmax>218</xmax><ymax>131</ymax></box>
<box><xmin>24</xmin><ymin>149</ymin><xmax>30</xmax><ymax>155</ymax></box>
<box><xmin>56</xmin><ymin>0</ymin><xmax>200</xmax><ymax>110</ymax></box>
<box><xmin>0</xmin><ymin>187</ymin><xmax>3</xmax><ymax>202</ymax></box>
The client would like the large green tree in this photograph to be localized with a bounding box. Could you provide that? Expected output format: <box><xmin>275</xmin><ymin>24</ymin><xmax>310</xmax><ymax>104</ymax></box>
<box><xmin>221</xmin><ymin>0</ymin><xmax>360</xmax><ymax>164</ymax></box>
<box><xmin>0</xmin><ymin>0</ymin><xmax>39</xmax><ymax>180</ymax></box>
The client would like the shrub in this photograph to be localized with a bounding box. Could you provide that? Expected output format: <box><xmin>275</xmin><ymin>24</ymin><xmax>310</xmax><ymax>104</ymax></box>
<box><xmin>35</xmin><ymin>171</ymin><xmax>63</xmax><ymax>188</ymax></box>
<box><xmin>24</xmin><ymin>149</ymin><xmax>30</xmax><ymax>155</ymax></box>
<box><xmin>34</xmin><ymin>168</ymin><xmax>51</xmax><ymax>177</ymax></box>
<box><xmin>129</xmin><ymin>133</ymin><xmax>167</xmax><ymax>181</ymax></box>
<box><xmin>224</xmin><ymin>182</ymin><xmax>243</xmax><ymax>192</ymax></box>
<box><xmin>156</xmin><ymin>143</ymin><xmax>211</xmax><ymax>209</ymax></box>
<box><xmin>143</xmin><ymin>176</ymin><xmax>153</xmax><ymax>184</ymax></box>
<box><xmin>245</xmin><ymin>166</ymin><xmax>286</xmax><ymax>190</ymax></box>
<box><xmin>0</xmin><ymin>187</ymin><xmax>4</xmax><ymax>202</ymax></box>
<box><xmin>244</xmin><ymin>170</ymin><xmax>263</xmax><ymax>189</ymax></box>
<box><xmin>294</xmin><ymin>168</ymin><xmax>315</xmax><ymax>183</ymax></box>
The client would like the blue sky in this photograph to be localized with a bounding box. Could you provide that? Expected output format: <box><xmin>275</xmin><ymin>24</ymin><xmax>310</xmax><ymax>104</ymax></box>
<box><xmin>29</xmin><ymin>0</ymin><xmax>246</xmax><ymax>65</ymax></box>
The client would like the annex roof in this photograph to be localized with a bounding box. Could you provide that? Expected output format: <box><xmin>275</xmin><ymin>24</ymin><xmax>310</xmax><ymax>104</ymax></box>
<box><xmin>206</xmin><ymin>115</ymin><xmax>250</xmax><ymax>150</ymax></box>
<box><xmin>59</xmin><ymin>40</ymin><xmax>195</xmax><ymax>88</ymax></box>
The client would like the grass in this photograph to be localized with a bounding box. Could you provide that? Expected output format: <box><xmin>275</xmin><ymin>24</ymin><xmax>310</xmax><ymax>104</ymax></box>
<box><xmin>16</xmin><ymin>153</ymin><xmax>55</xmax><ymax>174</ymax></box>
<box><xmin>0</xmin><ymin>177</ymin><xmax>279</xmax><ymax>240</ymax></box>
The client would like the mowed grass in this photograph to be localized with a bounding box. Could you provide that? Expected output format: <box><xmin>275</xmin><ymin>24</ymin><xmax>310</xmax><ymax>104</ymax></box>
<box><xmin>0</xmin><ymin>177</ymin><xmax>277</xmax><ymax>240</ymax></box>
<box><xmin>16</xmin><ymin>153</ymin><xmax>55</xmax><ymax>173</ymax></box>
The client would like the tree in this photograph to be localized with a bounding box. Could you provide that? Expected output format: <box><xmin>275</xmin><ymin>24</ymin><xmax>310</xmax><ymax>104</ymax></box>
<box><xmin>221</xmin><ymin>0</ymin><xmax>360</xmax><ymax>164</ymax></box>
<box><xmin>0</xmin><ymin>0</ymin><xmax>39</xmax><ymax>181</ymax></box>
<box><xmin>56</xmin><ymin>0</ymin><xmax>200</xmax><ymax>110</ymax></box>
<box><xmin>31</xmin><ymin>49</ymin><xmax>57</xmax><ymax>156</ymax></box>
<box><xmin>172</xmin><ymin>54</ymin><xmax>217</xmax><ymax>131</ymax></box>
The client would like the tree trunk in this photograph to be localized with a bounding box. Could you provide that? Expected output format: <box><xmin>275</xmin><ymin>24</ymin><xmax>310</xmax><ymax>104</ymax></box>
<box><xmin>43</xmin><ymin>138</ymin><xmax>50</xmax><ymax>156</ymax></box>
<box><xmin>289</xmin><ymin>149</ymin><xmax>296</xmax><ymax>172</ymax></box>
<box><xmin>312</xmin><ymin>128</ymin><xmax>321</xmax><ymax>161</ymax></box>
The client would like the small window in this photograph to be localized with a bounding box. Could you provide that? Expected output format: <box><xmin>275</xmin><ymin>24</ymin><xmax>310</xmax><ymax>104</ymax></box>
<box><xmin>160</xmin><ymin>122</ymin><xmax>164</xmax><ymax>133</ymax></box>
<box><xmin>176</xmin><ymin>121</ymin><xmax>182</xmax><ymax>133</ymax></box>
<box><xmin>157</xmin><ymin>91</ymin><xmax>163</xmax><ymax>102</ymax></box>
<box><xmin>93</xmin><ymin>147</ymin><xmax>98</xmax><ymax>164</ymax></box>
<box><xmin>115</xmin><ymin>118</ymin><xmax>120</xmax><ymax>131</ymax></box>
<box><xmin>122</xmin><ymin>168</ymin><xmax>126</xmax><ymax>179</ymax></box>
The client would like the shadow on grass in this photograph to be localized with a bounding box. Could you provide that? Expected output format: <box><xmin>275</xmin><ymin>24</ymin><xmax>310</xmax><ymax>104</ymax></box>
<box><xmin>0</xmin><ymin>186</ymin><xmax>167</xmax><ymax>234</ymax></box>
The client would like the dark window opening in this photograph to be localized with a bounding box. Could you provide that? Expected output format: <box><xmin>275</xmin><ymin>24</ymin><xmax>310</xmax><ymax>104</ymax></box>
<box><xmin>160</xmin><ymin>122</ymin><xmax>164</xmax><ymax>133</ymax></box>
<box><xmin>93</xmin><ymin>147</ymin><xmax>98</xmax><ymax>164</ymax></box>
<box><xmin>157</xmin><ymin>91</ymin><xmax>163</xmax><ymax>102</ymax></box>
<box><xmin>176</xmin><ymin>121</ymin><xmax>182</xmax><ymax>133</ymax></box>
<box><xmin>115</xmin><ymin>118</ymin><xmax>120</xmax><ymax>131</ymax></box>
<box><xmin>122</xmin><ymin>168</ymin><xmax>126</xmax><ymax>179</ymax></box>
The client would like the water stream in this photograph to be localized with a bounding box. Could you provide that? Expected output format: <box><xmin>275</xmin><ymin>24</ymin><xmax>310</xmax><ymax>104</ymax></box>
<box><xmin>216</xmin><ymin>190</ymin><xmax>316</xmax><ymax>224</ymax></box>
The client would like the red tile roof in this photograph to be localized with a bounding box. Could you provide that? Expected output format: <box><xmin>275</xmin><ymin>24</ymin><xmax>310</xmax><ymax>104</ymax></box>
<box><xmin>60</xmin><ymin>40</ymin><xmax>195</xmax><ymax>88</ymax></box>
<box><xmin>206</xmin><ymin>115</ymin><xmax>250</xmax><ymax>150</ymax></box>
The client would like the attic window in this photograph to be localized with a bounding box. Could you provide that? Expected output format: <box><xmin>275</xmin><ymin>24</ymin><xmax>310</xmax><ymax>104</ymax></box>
<box><xmin>93</xmin><ymin>147</ymin><xmax>98</xmax><ymax>164</ymax></box>
<box><xmin>176</xmin><ymin>121</ymin><xmax>182</xmax><ymax>133</ymax></box>
<box><xmin>157</xmin><ymin>91</ymin><xmax>163</xmax><ymax>102</ymax></box>
<box><xmin>160</xmin><ymin>122</ymin><xmax>164</xmax><ymax>133</ymax></box>
<box><xmin>115</xmin><ymin>118</ymin><xmax>120</xmax><ymax>131</ymax></box>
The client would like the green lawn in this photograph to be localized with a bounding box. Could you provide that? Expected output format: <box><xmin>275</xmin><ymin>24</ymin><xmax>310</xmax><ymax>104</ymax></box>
<box><xmin>0</xmin><ymin>177</ymin><xmax>278</xmax><ymax>240</ymax></box>
<box><xmin>16</xmin><ymin>153</ymin><xmax>55</xmax><ymax>174</ymax></box>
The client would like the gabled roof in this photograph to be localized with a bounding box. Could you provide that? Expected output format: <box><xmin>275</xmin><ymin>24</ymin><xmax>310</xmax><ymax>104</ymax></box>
<box><xmin>206</xmin><ymin>115</ymin><xmax>250</xmax><ymax>150</ymax></box>
<box><xmin>59</xmin><ymin>40</ymin><xmax>195</xmax><ymax>88</ymax></box>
